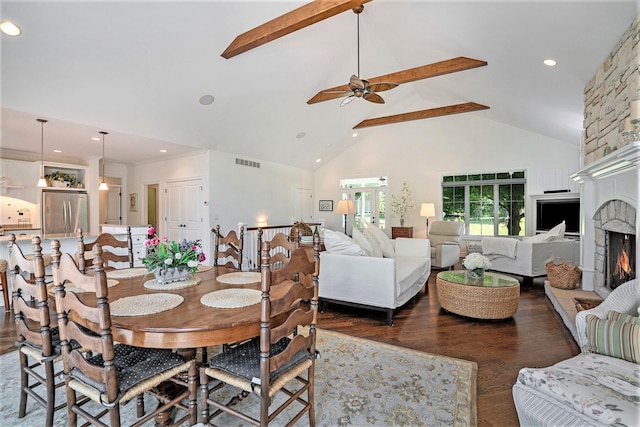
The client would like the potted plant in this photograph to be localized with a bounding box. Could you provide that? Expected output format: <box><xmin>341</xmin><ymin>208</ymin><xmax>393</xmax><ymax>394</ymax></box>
<box><xmin>390</xmin><ymin>181</ymin><xmax>415</xmax><ymax>226</ymax></box>
<box><xmin>45</xmin><ymin>171</ymin><xmax>78</xmax><ymax>188</ymax></box>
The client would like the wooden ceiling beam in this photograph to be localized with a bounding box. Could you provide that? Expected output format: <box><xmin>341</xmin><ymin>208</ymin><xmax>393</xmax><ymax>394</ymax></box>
<box><xmin>353</xmin><ymin>102</ymin><xmax>490</xmax><ymax>129</ymax></box>
<box><xmin>308</xmin><ymin>57</ymin><xmax>487</xmax><ymax>104</ymax></box>
<box><xmin>222</xmin><ymin>0</ymin><xmax>372</xmax><ymax>59</ymax></box>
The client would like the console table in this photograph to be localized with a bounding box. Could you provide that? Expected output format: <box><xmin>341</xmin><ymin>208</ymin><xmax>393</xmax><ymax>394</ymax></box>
<box><xmin>391</xmin><ymin>227</ymin><xmax>413</xmax><ymax>239</ymax></box>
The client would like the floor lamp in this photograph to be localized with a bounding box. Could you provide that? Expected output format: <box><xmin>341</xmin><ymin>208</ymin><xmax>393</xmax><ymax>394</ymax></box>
<box><xmin>335</xmin><ymin>199</ymin><xmax>356</xmax><ymax>235</ymax></box>
<box><xmin>420</xmin><ymin>203</ymin><xmax>436</xmax><ymax>237</ymax></box>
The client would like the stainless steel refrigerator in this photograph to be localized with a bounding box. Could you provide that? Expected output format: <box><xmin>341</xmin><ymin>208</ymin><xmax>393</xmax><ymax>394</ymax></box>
<box><xmin>42</xmin><ymin>190</ymin><xmax>89</xmax><ymax>235</ymax></box>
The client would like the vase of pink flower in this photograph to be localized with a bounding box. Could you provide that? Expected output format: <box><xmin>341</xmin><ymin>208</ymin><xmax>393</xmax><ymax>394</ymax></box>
<box><xmin>142</xmin><ymin>227</ymin><xmax>206</xmax><ymax>284</ymax></box>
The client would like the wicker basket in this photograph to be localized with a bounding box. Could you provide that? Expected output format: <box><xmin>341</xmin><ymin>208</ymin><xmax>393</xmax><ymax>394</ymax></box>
<box><xmin>574</xmin><ymin>297</ymin><xmax>602</xmax><ymax>312</ymax></box>
<box><xmin>545</xmin><ymin>258</ymin><xmax>582</xmax><ymax>289</ymax></box>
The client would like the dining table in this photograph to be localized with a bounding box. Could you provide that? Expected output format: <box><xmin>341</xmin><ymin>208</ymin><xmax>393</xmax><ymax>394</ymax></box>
<box><xmin>56</xmin><ymin>265</ymin><xmax>291</xmax><ymax>357</ymax></box>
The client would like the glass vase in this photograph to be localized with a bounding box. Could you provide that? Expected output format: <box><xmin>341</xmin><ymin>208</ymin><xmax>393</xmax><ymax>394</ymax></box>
<box><xmin>467</xmin><ymin>268</ymin><xmax>484</xmax><ymax>284</ymax></box>
<box><xmin>154</xmin><ymin>266</ymin><xmax>191</xmax><ymax>284</ymax></box>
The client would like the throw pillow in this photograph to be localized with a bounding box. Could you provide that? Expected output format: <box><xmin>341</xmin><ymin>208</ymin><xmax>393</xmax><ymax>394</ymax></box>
<box><xmin>351</xmin><ymin>227</ymin><xmax>375</xmax><ymax>256</ymax></box>
<box><xmin>523</xmin><ymin>232</ymin><xmax>551</xmax><ymax>243</ymax></box>
<box><xmin>608</xmin><ymin>310</ymin><xmax>640</xmax><ymax>325</ymax></box>
<box><xmin>364</xmin><ymin>222</ymin><xmax>394</xmax><ymax>258</ymax></box>
<box><xmin>323</xmin><ymin>229</ymin><xmax>365</xmax><ymax>256</ymax></box>
<box><xmin>364</xmin><ymin>232</ymin><xmax>384</xmax><ymax>258</ymax></box>
<box><xmin>584</xmin><ymin>314</ymin><xmax>640</xmax><ymax>363</ymax></box>
<box><xmin>547</xmin><ymin>221</ymin><xmax>566</xmax><ymax>240</ymax></box>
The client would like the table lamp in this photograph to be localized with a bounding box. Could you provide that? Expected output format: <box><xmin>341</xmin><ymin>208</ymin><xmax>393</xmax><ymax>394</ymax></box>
<box><xmin>335</xmin><ymin>199</ymin><xmax>356</xmax><ymax>234</ymax></box>
<box><xmin>420</xmin><ymin>202</ymin><xmax>436</xmax><ymax>237</ymax></box>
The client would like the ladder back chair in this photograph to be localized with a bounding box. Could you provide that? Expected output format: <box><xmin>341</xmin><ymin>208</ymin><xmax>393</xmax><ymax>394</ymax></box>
<box><xmin>0</xmin><ymin>258</ymin><xmax>9</xmax><ymax>309</ymax></box>
<box><xmin>9</xmin><ymin>233</ymin><xmax>54</xmax><ymax>284</ymax></box>
<box><xmin>51</xmin><ymin>241</ymin><xmax>198</xmax><ymax>427</ymax></box>
<box><xmin>199</xmin><ymin>236</ymin><xmax>321</xmax><ymax>426</ymax></box>
<box><xmin>213</xmin><ymin>225</ymin><xmax>244</xmax><ymax>270</ymax></box>
<box><xmin>10</xmin><ymin>235</ymin><xmax>64</xmax><ymax>427</ymax></box>
<box><xmin>77</xmin><ymin>227</ymin><xmax>134</xmax><ymax>273</ymax></box>
<box><xmin>256</xmin><ymin>229</ymin><xmax>301</xmax><ymax>272</ymax></box>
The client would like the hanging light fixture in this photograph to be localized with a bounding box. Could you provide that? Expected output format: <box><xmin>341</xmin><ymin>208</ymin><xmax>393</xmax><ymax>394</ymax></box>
<box><xmin>99</xmin><ymin>131</ymin><xmax>109</xmax><ymax>191</ymax></box>
<box><xmin>36</xmin><ymin>118</ymin><xmax>48</xmax><ymax>188</ymax></box>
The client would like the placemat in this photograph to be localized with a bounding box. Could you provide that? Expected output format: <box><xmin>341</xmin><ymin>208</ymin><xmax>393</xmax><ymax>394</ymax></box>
<box><xmin>216</xmin><ymin>271</ymin><xmax>261</xmax><ymax>285</ymax></box>
<box><xmin>143</xmin><ymin>276</ymin><xmax>202</xmax><ymax>290</ymax></box>
<box><xmin>201</xmin><ymin>288</ymin><xmax>262</xmax><ymax>309</ymax></box>
<box><xmin>49</xmin><ymin>278</ymin><xmax>119</xmax><ymax>294</ymax></box>
<box><xmin>106</xmin><ymin>267</ymin><xmax>149</xmax><ymax>279</ymax></box>
<box><xmin>197</xmin><ymin>264</ymin><xmax>213</xmax><ymax>273</ymax></box>
<box><xmin>110</xmin><ymin>293</ymin><xmax>184</xmax><ymax>317</ymax></box>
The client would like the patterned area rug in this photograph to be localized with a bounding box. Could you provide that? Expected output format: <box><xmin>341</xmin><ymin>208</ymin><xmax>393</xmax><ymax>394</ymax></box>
<box><xmin>0</xmin><ymin>329</ymin><xmax>477</xmax><ymax>426</ymax></box>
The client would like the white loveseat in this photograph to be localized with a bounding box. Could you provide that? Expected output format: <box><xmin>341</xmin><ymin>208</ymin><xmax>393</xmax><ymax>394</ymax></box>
<box><xmin>512</xmin><ymin>279</ymin><xmax>640</xmax><ymax>426</ymax></box>
<box><xmin>318</xmin><ymin>228</ymin><xmax>431</xmax><ymax>325</ymax></box>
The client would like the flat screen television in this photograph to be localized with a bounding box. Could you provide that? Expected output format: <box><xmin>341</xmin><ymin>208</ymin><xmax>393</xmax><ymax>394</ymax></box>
<box><xmin>536</xmin><ymin>198</ymin><xmax>580</xmax><ymax>235</ymax></box>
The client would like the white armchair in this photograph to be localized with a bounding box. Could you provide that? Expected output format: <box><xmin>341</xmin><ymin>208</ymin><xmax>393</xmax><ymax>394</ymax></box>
<box><xmin>575</xmin><ymin>279</ymin><xmax>640</xmax><ymax>348</ymax></box>
<box><xmin>428</xmin><ymin>221</ymin><xmax>464</xmax><ymax>269</ymax></box>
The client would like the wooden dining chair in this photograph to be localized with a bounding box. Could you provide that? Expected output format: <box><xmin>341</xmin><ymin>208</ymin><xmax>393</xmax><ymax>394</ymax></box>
<box><xmin>10</xmin><ymin>236</ymin><xmax>65</xmax><ymax>427</ymax></box>
<box><xmin>213</xmin><ymin>225</ymin><xmax>244</xmax><ymax>270</ymax></box>
<box><xmin>9</xmin><ymin>233</ymin><xmax>54</xmax><ymax>284</ymax></box>
<box><xmin>199</xmin><ymin>236</ymin><xmax>320</xmax><ymax>426</ymax></box>
<box><xmin>256</xmin><ymin>230</ymin><xmax>300</xmax><ymax>271</ymax></box>
<box><xmin>51</xmin><ymin>241</ymin><xmax>198</xmax><ymax>427</ymax></box>
<box><xmin>76</xmin><ymin>227</ymin><xmax>134</xmax><ymax>272</ymax></box>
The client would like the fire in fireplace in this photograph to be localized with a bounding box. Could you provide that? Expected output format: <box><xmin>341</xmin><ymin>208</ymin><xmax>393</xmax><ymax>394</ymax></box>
<box><xmin>606</xmin><ymin>231</ymin><xmax>636</xmax><ymax>290</ymax></box>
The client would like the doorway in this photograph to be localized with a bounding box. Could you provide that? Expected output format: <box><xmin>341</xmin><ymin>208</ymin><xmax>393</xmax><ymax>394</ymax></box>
<box><xmin>147</xmin><ymin>184</ymin><xmax>159</xmax><ymax>232</ymax></box>
<box><xmin>340</xmin><ymin>177</ymin><xmax>388</xmax><ymax>229</ymax></box>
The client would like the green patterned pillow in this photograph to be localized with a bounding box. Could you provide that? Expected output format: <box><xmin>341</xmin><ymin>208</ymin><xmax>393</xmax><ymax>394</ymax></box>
<box><xmin>585</xmin><ymin>314</ymin><xmax>640</xmax><ymax>363</ymax></box>
<box><xmin>608</xmin><ymin>310</ymin><xmax>640</xmax><ymax>325</ymax></box>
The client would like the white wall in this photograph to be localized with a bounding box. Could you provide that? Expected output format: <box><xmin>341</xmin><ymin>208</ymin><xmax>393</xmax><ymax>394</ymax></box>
<box><xmin>209</xmin><ymin>151</ymin><xmax>314</xmax><ymax>233</ymax></box>
<box><xmin>314</xmin><ymin>114</ymin><xmax>581</xmax><ymax>238</ymax></box>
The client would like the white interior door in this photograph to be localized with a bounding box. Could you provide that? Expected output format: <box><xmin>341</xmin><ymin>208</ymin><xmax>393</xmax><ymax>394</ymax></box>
<box><xmin>166</xmin><ymin>179</ymin><xmax>203</xmax><ymax>242</ymax></box>
<box><xmin>294</xmin><ymin>187</ymin><xmax>313</xmax><ymax>222</ymax></box>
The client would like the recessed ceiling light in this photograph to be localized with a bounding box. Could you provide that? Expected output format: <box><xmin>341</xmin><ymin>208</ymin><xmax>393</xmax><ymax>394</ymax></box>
<box><xmin>53</xmin><ymin>149</ymin><xmax>62</xmax><ymax>153</ymax></box>
<box><xmin>296</xmin><ymin>132</ymin><xmax>306</xmax><ymax>139</ymax></box>
<box><xmin>0</xmin><ymin>20</ymin><xmax>21</xmax><ymax>37</ymax></box>
<box><xmin>315</xmin><ymin>158</ymin><xmax>321</xmax><ymax>163</ymax></box>
<box><xmin>160</xmin><ymin>149</ymin><xmax>167</xmax><ymax>153</ymax></box>
<box><xmin>543</xmin><ymin>59</ymin><xmax>557</xmax><ymax>67</ymax></box>
<box><xmin>352</xmin><ymin>132</ymin><xmax>358</xmax><ymax>138</ymax></box>
<box><xmin>91</xmin><ymin>137</ymin><xmax>100</xmax><ymax>141</ymax></box>
<box><xmin>199</xmin><ymin>94</ymin><xmax>215</xmax><ymax>105</ymax></box>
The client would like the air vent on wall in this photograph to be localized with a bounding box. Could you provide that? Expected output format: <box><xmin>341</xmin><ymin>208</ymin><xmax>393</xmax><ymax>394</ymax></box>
<box><xmin>235</xmin><ymin>158</ymin><xmax>261</xmax><ymax>168</ymax></box>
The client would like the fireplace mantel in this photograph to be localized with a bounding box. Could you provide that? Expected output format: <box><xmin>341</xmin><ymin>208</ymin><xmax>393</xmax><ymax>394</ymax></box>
<box><xmin>570</xmin><ymin>141</ymin><xmax>640</xmax><ymax>183</ymax></box>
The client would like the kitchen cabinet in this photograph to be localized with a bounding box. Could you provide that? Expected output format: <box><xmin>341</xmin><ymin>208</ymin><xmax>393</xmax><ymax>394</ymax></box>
<box><xmin>100</xmin><ymin>224</ymin><xmax>149</xmax><ymax>267</ymax></box>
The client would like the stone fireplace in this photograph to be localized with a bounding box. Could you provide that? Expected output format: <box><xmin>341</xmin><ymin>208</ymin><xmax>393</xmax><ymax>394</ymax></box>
<box><xmin>594</xmin><ymin>200</ymin><xmax>636</xmax><ymax>292</ymax></box>
<box><xmin>571</xmin><ymin>141</ymin><xmax>640</xmax><ymax>298</ymax></box>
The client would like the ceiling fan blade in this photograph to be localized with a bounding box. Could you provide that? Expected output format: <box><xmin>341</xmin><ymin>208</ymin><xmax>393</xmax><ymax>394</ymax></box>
<box><xmin>349</xmin><ymin>75</ymin><xmax>366</xmax><ymax>90</ymax></box>
<box><xmin>340</xmin><ymin>95</ymin><xmax>356</xmax><ymax>107</ymax></box>
<box><xmin>221</xmin><ymin>0</ymin><xmax>372</xmax><ymax>58</ymax></box>
<box><xmin>353</xmin><ymin>102</ymin><xmax>490</xmax><ymax>129</ymax></box>
<box><xmin>363</xmin><ymin>92</ymin><xmax>385</xmax><ymax>104</ymax></box>
<box><xmin>321</xmin><ymin>89</ymin><xmax>353</xmax><ymax>95</ymax></box>
<box><xmin>308</xmin><ymin>57</ymin><xmax>487</xmax><ymax>104</ymax></box>
<box><xmin>369</xmin><ymin>82</ymin><xmax>399</xmax><ymax>93</ymax></box>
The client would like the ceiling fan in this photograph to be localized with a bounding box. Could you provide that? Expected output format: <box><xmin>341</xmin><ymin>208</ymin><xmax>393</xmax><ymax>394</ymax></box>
<box><xmin>322</xmin><ymin>5</ymin><xmax>398</xmax><ymax>107</ymax></box>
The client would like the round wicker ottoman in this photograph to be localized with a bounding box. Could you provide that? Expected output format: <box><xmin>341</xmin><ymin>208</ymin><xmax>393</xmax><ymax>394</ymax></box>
<box><xmin>436</xmin><ymin>270</ymin><xmax>520</xmax><ymax>320</ymax></box>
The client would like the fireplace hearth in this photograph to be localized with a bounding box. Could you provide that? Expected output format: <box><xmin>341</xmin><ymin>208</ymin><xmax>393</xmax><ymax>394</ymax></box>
<box><xmin>606</xmin><ymin>231</ymin><xmax>636</xmax><ymax>290</ymax></box>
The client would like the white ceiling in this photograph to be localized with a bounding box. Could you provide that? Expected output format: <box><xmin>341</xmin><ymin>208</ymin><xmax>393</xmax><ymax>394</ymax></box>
<box><xmin>1</xmin><ymin>1</ymin><xmax>637</xmax><ymax>170</ymax></box>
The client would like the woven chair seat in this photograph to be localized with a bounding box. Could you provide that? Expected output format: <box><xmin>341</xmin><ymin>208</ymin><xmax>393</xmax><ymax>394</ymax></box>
<box><xmin>208</xmin><ymin>337</ymin><xmax>311</xmax><ymax>385</ymax></box>
<box><xmin>70</xmin><ymin>344</ymin><xmax>188</xmax><ymax>399</ymax></box>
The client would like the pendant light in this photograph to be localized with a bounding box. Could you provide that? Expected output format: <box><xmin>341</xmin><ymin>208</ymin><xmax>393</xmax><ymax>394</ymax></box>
<box><xmin>99</xmin><ymin>131</ymin><xmax>109</xmax><ymax>191</ymax></box>
<box><xmin>36</xmin><ymin>118</ymin><xmax>48</xmax><ymax>187</ymax></box>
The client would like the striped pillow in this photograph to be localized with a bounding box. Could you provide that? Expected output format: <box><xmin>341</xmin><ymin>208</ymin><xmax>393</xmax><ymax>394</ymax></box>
<box><xmin>608</xmin><ymin>310</ymin><xmax>640</xmax><ymax>325</ymax></box>
<box><xmin>585</xmin><ymin>314</ymin><xmax>640</xmax><ymax>363</ymax></box>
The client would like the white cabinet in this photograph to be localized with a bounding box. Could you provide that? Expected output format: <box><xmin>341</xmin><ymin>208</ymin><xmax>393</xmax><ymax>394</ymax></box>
<box><xmin>100</xmin><ymin>224</ymin><xmax>149</xmax><ymax>267</ymax></box>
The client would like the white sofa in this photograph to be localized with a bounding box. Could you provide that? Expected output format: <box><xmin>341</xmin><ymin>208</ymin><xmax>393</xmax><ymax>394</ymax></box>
<box><xmin>512</xmin><ymin>279</ymin><xmax>640</xmax><ymax>426</ymax></box>
<box><xmin>319</xmin><ymin>234</ymin><xmax>431</xmax><ymax>325</ymax></box>
<box><xmin>482</xmin><ymin>237</ymin><xmax>579</xmax><ymax>286</ymax></box>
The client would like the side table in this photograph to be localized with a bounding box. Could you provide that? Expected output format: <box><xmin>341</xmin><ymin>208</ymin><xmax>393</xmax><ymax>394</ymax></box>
<box><xmin>391</xmin><ymin>227</ymin><xmax>413</xmax><ymax>239</ymax></box>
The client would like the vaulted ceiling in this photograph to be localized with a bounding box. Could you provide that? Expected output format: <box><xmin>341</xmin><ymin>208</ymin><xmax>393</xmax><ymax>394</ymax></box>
<box><xmin>1</xmin><ymin>1</ymin><xmax>636</xmax><ymax>169</ymax></box>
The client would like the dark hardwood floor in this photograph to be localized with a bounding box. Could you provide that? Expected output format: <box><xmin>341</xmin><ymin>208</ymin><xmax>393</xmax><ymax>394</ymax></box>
<box><xmin>0</xmin><ymin>268</ymin><xmax>579</xmax><ymax>426</ymax></box>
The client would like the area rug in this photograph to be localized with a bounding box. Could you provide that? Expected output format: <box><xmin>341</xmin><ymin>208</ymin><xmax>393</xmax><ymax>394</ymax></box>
<box><xmin>0</xmin><ymin>329</ymin><xmax>477</xmax><ymax>426</ymax></box>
